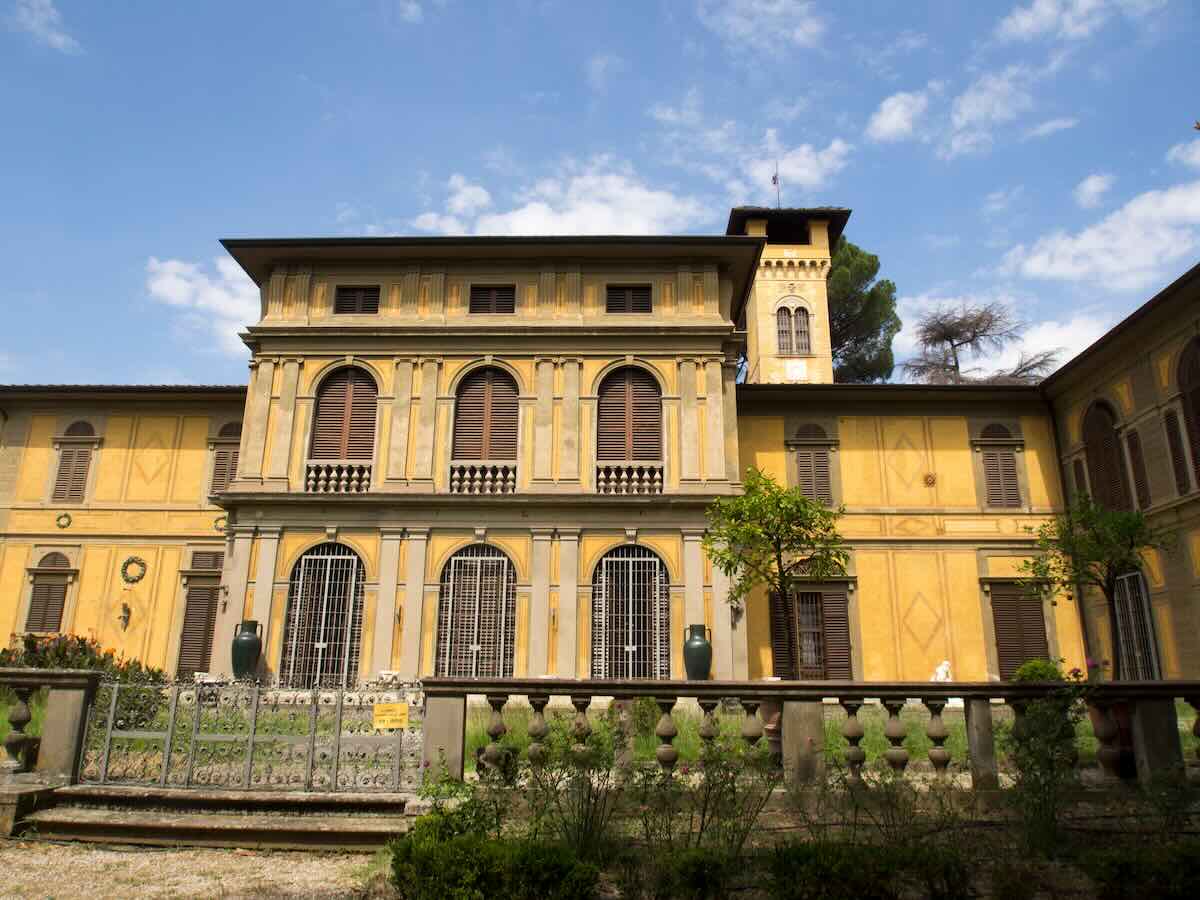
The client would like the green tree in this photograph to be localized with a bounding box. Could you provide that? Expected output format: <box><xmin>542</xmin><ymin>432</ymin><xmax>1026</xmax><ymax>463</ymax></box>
<box><xmin>827</xmin><ymin>238</ymin><xmax>902</xmax><ymax>383</ymax></box>
<box><xmin>1020</xmin><ymin>495</ymin><xmax>1171</xmax><ymax>677</ymax></box>
<box><xmin>703</xmin><ymin>468</ymin><xmax>848</xmax><ymax>611</ymax></box>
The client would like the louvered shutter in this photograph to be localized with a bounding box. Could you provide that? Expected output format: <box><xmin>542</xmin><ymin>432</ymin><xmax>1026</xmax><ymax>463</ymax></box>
<box><xmin>25</xmin><ymin>576</ymin><xmax>68</xmax><ymax>632</ymax></box>
<box><xmin>453</xmin><ymin>368</ymin><xmax>519</xmax><ymax>459</ymax></box>
<box><xmin>769</xmin><ymin>591</ymin><xmax>797</xmax><ymax>679</ymax></box>
<box><xmin>1083</xmin><ymin>404</ymin><xmax>1132</xmax><ymax>511</ymax></box>
<box><xmin>52</xmin><ymin>446</ymin><xmax>91</xmax><ymax>503</ymax></box>
<box><xmin>210</xmin><ymin>446</ymin><xmax>238</xmax><ymax>493</ymax></box>
<box><xmin>777</xmin><ymin>308</ymin><xmax>793</xmax><ymax>354</ymax></box>
<box><xmin>1181</xmin><ymin>342</ymin><xmax>1200</xmax><ymax>488</ymax></box>
<box><xmin>334</xmin><ymin>286</ymin><xmax>380</xmax><ymax>314</ymax></box>
<box><xmin>1164</xmin><ymin>411</ymin><xmax>1191</xmax><ymax>495</ymax></box>
<box><xmin>191</xmin><ymin>551</ymin><xmax>225</xmax><ymax>571</ymax></box>
<box><xmin>486</xmin><ymin>372</ymin><xmax>519</xmax><ymax>458</ymax></box>
<box><xmin>1072</xmin><ymin>458</ymin><xmax>1088</xmax><ymax>498</ymax></box>
<box><xmin>794</xmin><ymin>308</ymin><xmax>811</xmax><ymax>354</ymax></box>
<box><xmin>983</xmin><ymin>449</ymin><xmax>1021</xmax><ymax>507</ymax></box>
<box><xmin>795</xmin><ymin>449</ymin><xmax>833</xmax><ymax>504</ymax></box>
<box><xmin>606</xmin><ymin>285</ymin><xmax>652</xmax><ymax>313</ymax></box>
<box><xmin>990</xmin><ymin>582</ymin><xmax>1049</xmax><ymax>680</ymax></box>
<box><xmin>176</xmin><ymin>581</ymin><xmax>219</xmax><ymax>678</ymax></box>
<box><xmin>821</xmin><ymin>589</ymin><xmax>853</xmax><ymax>680</ymax></box>
<box><xmin>1125</xmin><ymin>430</ymin><xmax>1151</xmax><ymax>509</ymax></box>
<box><xmin>310</xmin><ymin>368</ymin><xmax>377</xmax><ymax>459</ymax></box>
<box><xmin>469</xmin><ymin>285</ymin><xmax>516</xmax><ymax>314</ymax></box>
<box><xmin>596</xmin><ymin>368</ymin><xmax>662</xmax><ymax>460</ymax></box>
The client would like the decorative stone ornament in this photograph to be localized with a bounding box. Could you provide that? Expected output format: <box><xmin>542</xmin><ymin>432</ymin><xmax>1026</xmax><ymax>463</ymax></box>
<box><xmin>120</xmin><ymin>556</ymin><xmax>148</xmax><ymax>584</ymax></box>
<box><xmin>213</xmin><ymin>515</ymin><xmax>227</xmax><ymax>532</ymax></box>
<box><xmin>55</xmin><ymin>513</ymin><xmax>72</xmax><ymax>529</ymax></box>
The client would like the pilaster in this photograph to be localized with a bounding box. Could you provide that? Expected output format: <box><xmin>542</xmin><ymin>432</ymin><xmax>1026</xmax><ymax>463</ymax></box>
<box><xmin>560</xmin><ymin>359</ymin><xmax>581</xmax><ymax>481</ymax></box>
<box><xmin>211</xmin><ymin>525</ymin><xmax>255</xmax><ymax>677</ymax></box>
<box><xmin>411</xmin><ymin>360</ymin><xmax>440</xmax><ymax>485</ymax></box>
<box><xmin>398</xmin><ymin>528</ymin><xmax>429</xmax><ymax>678</ymax></box>
<box><xmin>703</xmin><ymin>358</ymin><xmax>725</xmax><ymax>482</ymax></box>
<box><xmin>386</xmin><ymin>359</ymin><xmax>414</xmax><ymax>482</ymax></box>
<box><xmin>250</xmin><ymin>526</ymin><xmax>282</xmax><ymax>675</ymax></box>
<box><xmin>528</xmin><ymin>528</ymin><xmax>554</xmax><ymax>675</ymax></box>
<box><xmin>533</xmin><ymin>359</ymin><xmax>555</xmax><ymax>483</ymax></box>
<box><xmin>679</xmin><ymin>359</ymin><xmax>699</xmax><ymax>483</ymax></box>
<box><xmin>240</xmin><ymin>358</ymin><xmax>275</xmax><ymax>482</ymax></box>
<box><xmin>682</xmin><ymin>530</ymin><xmax>705</xmax><ymax>631</ymax></box>
<box><xmin>556</xmin><ymin>529</ymin><xmax>579</xmax><ymax>677</ymax></box>
<box><xmin>266</xmin><ymin>358</ymin><xmax>302</xmax><ymax>486</ymax></box>
<box><xmin>372</xmin><ymin>528</ymin><xmax>405</xmax><ymax>674</ymax></box>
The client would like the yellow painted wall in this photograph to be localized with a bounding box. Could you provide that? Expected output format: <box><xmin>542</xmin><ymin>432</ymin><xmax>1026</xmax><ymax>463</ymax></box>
<box><xmin>15</xmin><ymin>416</ymin><xmax>55</xmax><ymax>501</ymax></box>
<box><xmin>0</xmin><ymin>544</ymin><xmax>32</xmax><ymax>635</ymax></box>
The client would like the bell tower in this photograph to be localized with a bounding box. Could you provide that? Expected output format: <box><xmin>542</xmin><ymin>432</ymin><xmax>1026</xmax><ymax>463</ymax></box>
<box><xmin>730</xmin><ymin>207</ymin><xmax>849</xmax><ymax>384</ymax></box>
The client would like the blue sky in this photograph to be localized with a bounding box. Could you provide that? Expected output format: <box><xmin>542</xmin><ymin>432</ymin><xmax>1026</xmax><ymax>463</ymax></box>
<box><xmin>2</xmin><ymin>0</ymin><xmax>1199</xmax><ymax>385</ymax></box>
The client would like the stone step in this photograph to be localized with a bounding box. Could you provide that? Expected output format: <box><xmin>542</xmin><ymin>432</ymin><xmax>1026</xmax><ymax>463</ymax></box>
<box><xmin>53</xmin><ymin>784</ymin><xmax>414</xmax><ymax>816</ymax></box>
<box><xmin>24</xmin><ymin>805</ymin><xmax>409</xmax><ymax>851</ymax></box>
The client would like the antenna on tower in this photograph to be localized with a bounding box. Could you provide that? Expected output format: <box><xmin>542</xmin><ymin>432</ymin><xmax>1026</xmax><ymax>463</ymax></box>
<box><xmin>771</xmin><ymin>161</ymin><xmax>781</xmax><ymax>207</ymax></box>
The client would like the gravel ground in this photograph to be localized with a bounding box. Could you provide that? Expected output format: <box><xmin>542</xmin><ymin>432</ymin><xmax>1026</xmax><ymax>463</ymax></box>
<box><xmin>0</xmin><ymin>841</ymin><xmax>387</xmax><ymax>899</ymax></box>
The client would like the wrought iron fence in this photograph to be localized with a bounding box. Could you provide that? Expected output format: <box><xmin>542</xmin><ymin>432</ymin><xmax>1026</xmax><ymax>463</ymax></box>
<box><xmin>79</xmin><ymin>680</ymin><xmax>423</xmax><ymax>792</ymax></box>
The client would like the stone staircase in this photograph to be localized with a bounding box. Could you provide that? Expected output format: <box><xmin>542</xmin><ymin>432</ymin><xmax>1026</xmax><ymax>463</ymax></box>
<box><xmin>20</xmin><ymin>785</ymin><xmax>417</xmax><ymax>850</ymax></box>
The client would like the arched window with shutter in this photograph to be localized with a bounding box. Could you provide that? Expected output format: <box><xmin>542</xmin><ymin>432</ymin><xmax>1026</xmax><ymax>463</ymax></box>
<box><xmin>1164</xmin><ymin>410</ymin><xmax>1191</xmax><ymax>495</ymax></box>
<box><xmin>209</xmin><ymin>421</ymin><xmax>241</xmax><ymax>495</ymax></box>
<box><xmin>1082</xmin><ymin>402</ymin><xmax>1132</xmax><ymax>511</ymax></box>
<box><xmin>788</xmin><ymin>424</ymin><xmax>834</xmax><ymax>504</ymax></box>
<box><xmin>1125</xmin><ymin>429</ymin><xmax>1151</xmax><ymax>509</ymax></box>
<box><xmin>435</xmin><ymin>544</ymin><xmax>517</xmax><ymax>678</ymax></box>
<box><xmin>450</xmin><ymin>367</ymin><xmax>520</xmax><ymax>493</ymax></box>
<box><xmin>978</xmin><ymin>424</ymin><xmax>1022</xmax><ymax>508</ymax></box>
<box><xmin>306</xmin><ymin>367</ymin><xmax>378</xmax><ymax>492</ymax></box>
<box><xmin>52</xmin><ymin>421</ymin><xmax>96</xmax><ymax>504</ymax></box>
<box><xmin>794</xmin><ymin>307</ymin><xmax>811</xmax><ymax>354</ymax></box>
<box><xmin>776</xmin><ymin>308</ymin><xmax>793</xmax><ymax>354</ymax></box>
<box><xmin>26</xmin><ymin>552</ymin><xmax>72</xmax><ymax>633</ymax></box>
<box><xmin>596</xmin><ymin>367</ymin><xmax>662</xmax><ymax>461</ymax></box>
<box><xmin>1179</xmin><ymin>338</ymin><xmax>1200</xmax><ymax>490</ymax></box>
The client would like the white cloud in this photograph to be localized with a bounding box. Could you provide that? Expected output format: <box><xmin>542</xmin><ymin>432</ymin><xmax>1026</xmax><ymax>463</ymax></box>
<box><xmin>1073</xmin><ymin>172</ymin><xmax>1115</xmax><ymax>208</ymax></box>
<box><xmin>1024</xmin><ymin>116</ymin><xmax>1078</xmax><ymax>139</ymax></box>
<box><xmin>445</xmin><ymin>173</ymin><xmax>491</xmax><ymax>216</ymax></box>
<box><xmin>996</xmin><ymin>0</ymin><xmax>1165</xmax><ymax>42</ymax></box>
<box><xmin>649</xmin><ymin>88</ymin><xmax>704</xmax><ymax>127</ymax></box>
<box><xmin>1166</xmin><ymin>139</ymin><xmax>1200</xmax><ymax>170</ymax></box>
<box><xmin>696</xmin><ymin>0</ymin><xmax>825</xmax><ymax>51</ymax></box>
<box><xmin>1002</xmin><ymin>178</ymin><xmax>1200</xmax><ymax>291</ymax></box>
<box><xmin>763</xmin><ymin>97</ymin><xmax>808</xmax><ymax>122</ymax></box>
<box><xmin>145</xmin><ymin>257</ymin><xmax>258</xmax><ymax>357</ymax></box>
<box><xmin>746</xmin><ymin>134</ymin><xmax>852</xmax><ymax>194</ymax></box>
<box><xmin>397</xmin><ymin>1</ymin><xmax>423</xmax><ymax>23</ymax></box>
<box><xmin>11</xmin><ymin>0</ymin><xmax>80</xmax><ymax>53</ymax></box>
<box><xmin>866</xmin><ymin>90</ymin><xmax>930</xmax><ymax>142</ymax></box>
<box><xmin>982</xmin><ymin>185</ymin><xmax>1025</xmax><ymax>216</ymax></box>
<box><xmin>585</xmin><ymin>53</ymin><xmax>626</xmax><ymax>94</ymax></box>
<box><xmin>941</xmin><ymin>65</ymin><xmax>1036</xmax><ymax>158</ymax></box>
<box><xmin>413</xmin><ymin>158</ymin><xmax>712</xmax><ymax>236</ymax></box>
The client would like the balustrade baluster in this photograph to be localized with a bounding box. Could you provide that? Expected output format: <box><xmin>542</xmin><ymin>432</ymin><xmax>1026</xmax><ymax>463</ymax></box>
<box><xmin>570</xmin><ymin>695</ymin><xmax>592</xmax><ymax>757</ymax></box>
<box><xmin>698</xmin><ymin>699</ymin><xmax>719</xmax><ymax>747</ymax></box>
<box><xmin>1189</xmin><ymin>697</ymin><xmax>1200</xmax><ymax>763</ymax></box>
<box><xmin>527</xmin><ymin>695</ymin><xmax>549</xmax><ymax>767</ymax></box>
<box><xmin>924</xmin><ymin>698</ymin><xmax>950</xmax><ymax>778</ymax></box>
<box><xmin>740</xmin><ymin>699</ymin><xmax>764</xmax><ymax>750</ymax></box>
<box><xmin>840</xmin><ymin>699</ymin><xmax>866</xmax><ymax>783</ymax></box>
<box><xmin>2</xmin><ymin>686</ymin><xmax>34</xmax><ymax>777</ymax></box>
<box><xmin>655</xmin><ymin>698</ymin><xmax>679</xmax><ymax>771</ymax></box>
<box><xmin>882</xmin><ymin>700</ymin><xmax>909</xmax><ymax>772</ymax></box>
<box><xmin>1090</xmin><ymin>700</ymin><xmax>1121</xmax><ymax>779</ymax></box>
<box><xmin>482</xmin><ymin>694</ymin><xmax>508</xmax><ymax>770</ymax></box>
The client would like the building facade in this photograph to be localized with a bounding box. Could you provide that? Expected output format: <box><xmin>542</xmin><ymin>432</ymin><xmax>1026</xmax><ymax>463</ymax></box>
<box><xmin>0</xmin><ymin>210</ymin><xmax>1196</xmax><ymax>684</ymax></box>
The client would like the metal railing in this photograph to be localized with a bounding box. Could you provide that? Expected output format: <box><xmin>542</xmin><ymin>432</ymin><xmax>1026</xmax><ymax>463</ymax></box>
<box><xmin>420</xmin><ymin>677</ymin><xmax>1200</xmax><ymax>787</ymax></box>
<box><xmin>595</xmin><ymin>462</ymin><xmax>664</xmax><ymax>495</ymax></box>
<box><xmin>449</xmin><ymin>460</ymin><xmax>517</xmax><ymax>494</ymax></box>
<box><xmin>304</xmin><ymin>460</ymin><xmax>372</xmax><ymax>493</ymax></box>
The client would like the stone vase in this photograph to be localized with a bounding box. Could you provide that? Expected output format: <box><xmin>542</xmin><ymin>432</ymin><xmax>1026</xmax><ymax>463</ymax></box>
<box><xmin>231</xmin><ymin>620</ymin><xmax>262</xmax><ymax>680</ymax></box>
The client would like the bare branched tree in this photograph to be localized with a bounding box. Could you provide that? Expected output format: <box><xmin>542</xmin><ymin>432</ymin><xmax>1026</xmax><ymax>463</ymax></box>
<box><xmin>902</xmin><ymin>301</ymin><xmax>1063</xmax><ymax>384</ymax></box>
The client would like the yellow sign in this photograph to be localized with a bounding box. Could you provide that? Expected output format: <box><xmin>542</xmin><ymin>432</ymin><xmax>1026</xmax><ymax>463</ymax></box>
<box><xmin>373</xmin><ymin>702</ymin><xmax>409</xmax><ymax>730</ymax></box>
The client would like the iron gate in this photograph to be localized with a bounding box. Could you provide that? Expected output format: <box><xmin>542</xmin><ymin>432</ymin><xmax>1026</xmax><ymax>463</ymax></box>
<box><xmin>280</xmin><ymin>543</ymin><xmax>365</xmax><ymax>688</ymax></box>
<box><xmin>435</xmin><ymin>544</ymin><xmax>517</xmax><ymax>678</ymax></box>
<box><xmin>79</xmin><ymin>681</ymin><xmax>422</xmax><ymax>792</ymax></box>
<box><xmin>591</xmin><ymin>545</ymin><xmax>670</xmax><ymax>679</ymax></box>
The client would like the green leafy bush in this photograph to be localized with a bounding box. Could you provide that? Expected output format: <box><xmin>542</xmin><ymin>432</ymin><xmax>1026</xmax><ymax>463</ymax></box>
<box><xmin>1010</xmin><ymin>658</ymin><xmax>1064</xmax><ymax>682</ymax></box>
<box><xmin>767</xmin><ymin>841</ymin><xmax>974</xmax><ymax>900</ymax></box>
<box><xmin>617</xmin><ymin>845</ymin><xmax>736</xmax><ymax>900</ymax></box>
<box><xmin>1</xmin><ymin>634</ymin><xmax>165</xmax><ymax>683</ymax></box>
<box><xmin>1079</xmin><ymin>839</ymin><xmax>1200</xmax><ymax>900</ymax></box>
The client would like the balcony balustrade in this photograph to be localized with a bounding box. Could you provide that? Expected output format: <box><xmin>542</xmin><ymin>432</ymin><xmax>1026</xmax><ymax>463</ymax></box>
<box><xmin>304</xmin><ymin>460</ymin><xmax>372</xmax><ymax>494</ymax></box>
<box><xmin>449</xmin><ymin>460</ymin><xmax>517</xmax><ymax>495</ymax></box>
<box><xmin>595</xmin><ymin>461</ymin><xmax>664</xmax><ymax>495</ymax></box>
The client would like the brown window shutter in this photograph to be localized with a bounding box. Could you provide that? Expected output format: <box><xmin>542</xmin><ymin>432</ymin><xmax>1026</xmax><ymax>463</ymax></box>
<box><xmin>606</xmin><ymin>284</ymin><xmax>652</xmax><ymax>313</ymax></box>
<box><xmin>983</xmin><ymin>449</ymin><xmax>1021</xmax><ymax>507</ymax></box>
<box><xmin>310</xmin><ymin>367</ymin><xmax>378</xmax><ymax>459</ymax></box>
<box><xmin>795</xmin><ymin>308</ymin><xmax>811</xmax><ymax>354</ymax></box>
<box><xmin>769</xmin><ymin>591</ymin><xmax>798</xmax><ymax>679</ymax></box>
<box><xmin>990</xmin><ymin>582</ymin><xmax>1049</xmax><ymax>680</ymax></box>
<box><xmin>1083</xmin><ymin>403</ymin><xmax>1132</xmax><ymax>511</ymax></box>
<box><xmin>453</xmin><ymin>368</ymin><xmax>519</xmax><ymax>459</ymax></box>
<box><xmin>25</xmin><ymin>575</ymin><xmax>68</xmax><ymax>632</ymax></box>
<box><xmin>1181</xmin><ymin>342</ymin><xmax>1200</xmax><ymax>488</ymax></box>
<box><xmin>176</xmin><ymin>580</ymin><xmax>219</xmax><ymax>678</ymax></box>
<box><xmin>52</xmin><ymin>446</ymin><xmax>91</xmax><ymax>503</ymax></box>
<box><xmin>210</xmin><ymin>446</ymin><xmax>237</xmax><ymax>493</ymax></box>
<box><xmin>597</xmin><ymin>368</ymin><xmax>662</xmax><ymax>460</ymax></box>
<box><xmin>191</xmin><ymin>551</ymin><xmax>225</xmax><ymax>570</ymax></box>
<box><xmin>469</xmin><ymin>284</ymin><xmax>516</xmax><ymax>314</ymax></box>
<box><xmin>333</xmin><ymin>285</ymin><xmax>380</xmax><ymax>314</ymax></box>
<box><xmin>795</xmin><ymin>449</ymin><xmax>833</xmax><ymax>504</ymax></box>
<box><xmin>776</xmin><ymin>308</ymin><xmax>793</xmax><ymax>354</ymax></box>
<box><xmin>452</xmin><ymin>370</ymin><xmax>486</xmax><ymax>458</ymax></box>
<box><xmin>821</xmin><ymin>589</ymin><xmax>853</xmax><ymax>680</ymax></box>
<box><xmin>1164</xmin><ymin>411</ymin><xmax>1191</xmax><ymax>495</ymax></box>
<box><xmin>1072</xmin><ymin>458</ymin><xmax>1088</xmax><ymax>498</ymax></box>
<box><xmin>1125</xmin><ymin>429</ymin><xmax>1151</xmax><ymax>509</ymax></box>
<box><xmin>485</xmin><ymin>371</ymin><xmax>519</xmax><ymax>458</ymax></box>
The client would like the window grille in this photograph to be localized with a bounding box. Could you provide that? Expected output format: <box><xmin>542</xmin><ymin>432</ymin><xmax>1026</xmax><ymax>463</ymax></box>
<box><xmin>769</xmin><ymin>586</ymin><xmax>852</xmax><ymax>679</ymax></box>
<box><xmin>776</xmin><ymin>308</ymin><xmax>793</xmax><ymax>354</ymax></box>
<box><xmin>435</xmin><ymin>544</ymin><xmax>517</xmax><ymax>678</ymax></box>
<box><xmin>590</xmin><ymin>545</ymin><xmax>670</xmax><ymax>679</ymax></box>
<box><xmin>794</xmin><ymin>307</ymin><xmax>811</xmax><ymax>354</ymax></box>
<box><xmin>279</xmin><ymin>543</ymin><xmax>365</xmax><ymax>688</ymax></box>
<box><xmin>1112</xmin><ymin>572</ymin><xmax>1160</xmax><ymax>680</ymax></box>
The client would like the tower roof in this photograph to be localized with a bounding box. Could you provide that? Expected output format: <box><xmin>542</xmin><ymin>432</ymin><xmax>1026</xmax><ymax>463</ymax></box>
<box><xmin>725</xmin><ymin>207</ymin><xmax>851</xmax><ymax>247</ymax></box>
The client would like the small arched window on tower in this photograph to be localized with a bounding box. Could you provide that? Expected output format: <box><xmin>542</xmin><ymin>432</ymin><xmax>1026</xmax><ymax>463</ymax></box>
<box><xmin>52</xmin><ymin>421</ymin><xmax>98</xmax><ymax>504</ymax></box>
<box><xmin>209</xmin><ymin>421</ymin><xmax>242</xmax><ymax>495</ymax></box>
<box><xmin>794</xmin><ymin>308</ymin><xmax>811</xmax><ymax>354</ymax></box>
<box><xmin>776</xmin><ymin>306</ymin><xmax>812</xmax><ymax>355</ymax></box>
<box><xmin>776</xmin><ymin>308</ymin><xmax>794</xmax><ymax>354</ymax></box>
<box><xmin>26</xmin><ymin>552</ymin><xmax>72</xmax><ymax>633</ymax></box>
<box><xmin>977</xmin><ymin>424</ymin><xmax>1022</xmax><ymax>508</ymax></box>
<box><xmin>787</xmin><ymin>424</ymin><xmax>834</xmax><ymax>504</ymax></box>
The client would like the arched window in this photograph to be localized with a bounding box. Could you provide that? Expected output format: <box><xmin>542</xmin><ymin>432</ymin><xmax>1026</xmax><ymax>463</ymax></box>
<box><xmin>435</xmin><ymin>544</ymin><xmax>517</xmax><ymax>678</ymax></box>
<box><xmin>279</xmin><ymin>543</ymin><xmax>366</xmax><ymax>688</ymax></box>
<box><xmin>596</xmin><ymin>367</ymin><xmax>662</xmax><ymax>461</ymax></box>
<box><xmin>776</xmin><ymin>308</ymin><xmax>793</xmax><ymax>354</ymax></box>
<box><xmin>210</xmin><ymin>421</ymin><xmax>242</xmax><ymax>495</ymax></box>
<box><xmin>979</xmin><ymin>424</ymin><xmax>1021</xmax><ymax>508</ymax></box>
<box><xmin>794</xmin><ymin>308</ymin><xmax>811</xmax><ymax>354</ymax></box>
<box><xmin>52</xmin><ymin>421</ymin><xmax>96</xmax><ymax>504</ymax></box>
<box><xmin>590</xmin><ymin>545</ymin><xmax>670</xmax><ymax>679</ymax></box>
<box><xmin>452</xmin><ymin>368</ymin><xmax>519</xmax><ymax>461</ymax></box>
<box><xmin>1179</xmin><ymin>338</ymin><xmax>1200</xmax><ymax>489</ymax></box>
<box><xmin>309</xmin><ymin>367</ymin><xmax>378</xmax><ymax>460</ymax></box>
<box><xmin>26</xmin><ymin>552</ymin><xmax>71</xmax><ymax>633</ymax></box>
<box><xmin>790</xmin><ymin>424</ymin><xmax>833</xmax><ymax>504</ymax></box>
<box><xmin>1082</xmin><ymin>402</ymin><xmax>1132</xmax><ymax>510</ymax></box>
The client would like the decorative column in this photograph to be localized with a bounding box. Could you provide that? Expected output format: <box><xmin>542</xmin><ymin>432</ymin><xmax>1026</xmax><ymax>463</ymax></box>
<box><xmin>398</xmin><ymin>528</ymin><xmax>429</xmax><ymax>679</ymax></box>
<box><xmin>210</xmin><ymin>525</ymin><xmax>254</xmax><ymax>677</ymax></box>
<box><xmin>560</xmin><ymin>359</ymin><xmax>581</xmax><ymax>482</ymax></box>
<box><xmin>528</xmin><ymin>528</ymin><xmax>554</xmax><ymax>675</ymax></box>
<box><xmin>533</xmin><ymin>359</ymin><xmax>555</xmax><ymax>484</ymax></box>
<box><xmin>678</xmin><ymin>359</ymin><xmax>699</xmax><ymax>484</ymax></box>
<box><xmin>703</xmin><ymin>358</ymin><xmax>725</xmax><ymax>483</ymax></box>
<box><xmin>371</xmin><ymin>528</ymin><xmax>404</xmax><ymax>675</ymax></box>
<box><xmin>240</xmin><ymin>358</ymin><xmax>275</xmax><ymax>482</ymax></box>
<box><xmin>411</xmin><ymin>360</ymin><xmax>439</xmax><ymax>486</ymax></box>
<box><xmin>265</xmin><ymin>358</ymin><xmax>301</xmax><ymax>487</ymax></box>
<box><xmin>682</xmin><ymin>530</ymin><xmax>705</xmax><ymax>631</ymax></box>
<box><xmin>250</xmin><ymin>526</ymin><xmax>281</xmax><ymax>674</ymax></box>
<box><xmin>386</xmin><ymin>360</ymin><xmax>414</xmax><ymax>483</ymax></box>
<box><xmin>556</xmin><ymin>529</ymin><xmax>579</xmax><ymax>677</ymax></box>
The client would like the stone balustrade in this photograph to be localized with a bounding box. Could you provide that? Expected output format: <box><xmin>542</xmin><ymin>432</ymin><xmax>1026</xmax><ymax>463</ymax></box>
<box><xmin>0</xmin><ymin>668</ymin><xmax>101</xmax><ymax>788</ymax></box>
<box><xmin>304</xmin><ymin>460</ymin><xmax>372</xmax><ymax>493</ymax></box>
<box><xmin>420</xmin><ymin>677</ymin><xmax>1200</xmax><ymax>788</ymax></box>
<box><xmin>449</xmin><ymin>461</ymin><xmax>517</xmax><ymax>494</ymax></box>
<box><xmin>595</xmin><ymin>462</ymin><xmax>664</xmax><ymax>495</ymax></box>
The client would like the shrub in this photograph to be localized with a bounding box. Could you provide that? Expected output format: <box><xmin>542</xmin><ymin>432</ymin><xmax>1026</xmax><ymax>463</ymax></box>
<box><xmin>1079</xmin><ymin>839</ymin><xmax>1200</xmax><ymax>900</ymax></box>
<box><xmin>1011</xmin><ymin>658</ymin><xmax>1065</xmax><ymax>683</ymax></box>
<box><xmin>617</xmin><ymin>845</ymin><xmax>736</xmax><ymax>900</ymax></box>
<box><xmin>1</xmin><ymin>634</ymin><xmax>166</xmax><ymax>683</ymax></box>
<box><xmin>767</xmin><ymin>841</ymin><xmax>974</xmax><ymax>900</ymax></box>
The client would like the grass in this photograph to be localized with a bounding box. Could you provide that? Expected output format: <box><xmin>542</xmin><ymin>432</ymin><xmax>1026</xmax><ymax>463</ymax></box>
<box><xmin>0</xmin><ymin>687</ymin><xmax>47</xmax><ymax>743</ymax></box>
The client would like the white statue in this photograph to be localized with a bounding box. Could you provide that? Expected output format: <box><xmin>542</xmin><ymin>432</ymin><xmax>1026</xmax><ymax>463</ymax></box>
<box><xmin>932</xmin><ymin>660</ymin><xmax>952</xmax><ymax>682</ymax></box>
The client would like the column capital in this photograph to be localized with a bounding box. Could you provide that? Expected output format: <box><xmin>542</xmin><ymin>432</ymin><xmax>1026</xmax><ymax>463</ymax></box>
<box><xmin>380</xmin><ymin>527</ymin><xmax>406</xmax><ymax>540</ymax></box>
<box><xmin>681</xmin><ymin>528</ymin><xmax>706</xmax><ymax>541</ymax></box>
<box><xmin>229</xmin><ymin>524</ymin><xmax>256</xmax><ymax>538</ymax></box>
<box><xmin>255</xmin><ymin>525</ymin><xmax>283</xmax><ymax>538</ymax></box>
<box><xmin>405</xmin><ymin>526</ymin><xmax>431</xmax><ymax>540</ymax></box>
<box><xmin>531</xmin><ymin>527</ymin><xmax>555</xmax><ymax>541</ymax></box>
<box><xmin>555</xmin><ymin>528</ymin><xmax>581</xmax><ymax>540</ymax></box>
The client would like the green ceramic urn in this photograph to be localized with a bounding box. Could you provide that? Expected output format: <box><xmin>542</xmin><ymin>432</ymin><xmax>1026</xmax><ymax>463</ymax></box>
<box><xmin>231</xmin><ymin>620</ymin><xmax>262</xmax><ymax>680</ymax></box>
<box><xmin>683</xmin><ymin>624</ymin><xmax>712</xmax><ymax>681</ymax></box>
